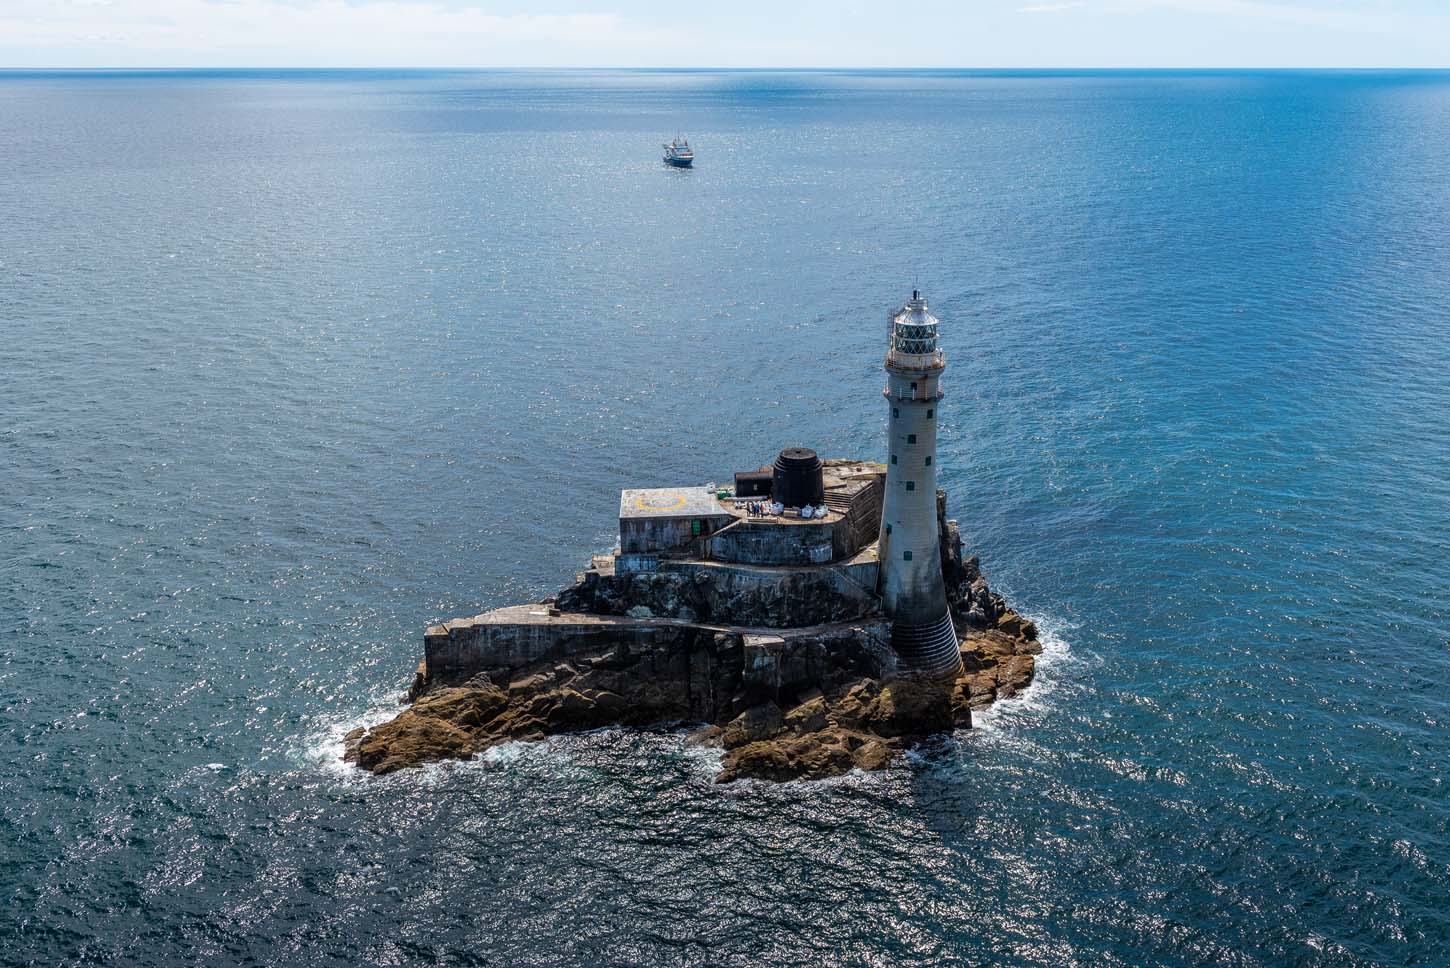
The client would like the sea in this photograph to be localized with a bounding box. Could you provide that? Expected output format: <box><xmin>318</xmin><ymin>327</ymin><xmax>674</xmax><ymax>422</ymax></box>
<box><xmin>2</xmin><ymin>69</ymin><xmax>1448</xmax><ymax>967</ymax></box>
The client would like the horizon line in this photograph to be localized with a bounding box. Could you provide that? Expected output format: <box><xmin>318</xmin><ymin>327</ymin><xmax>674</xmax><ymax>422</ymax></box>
<box><xmin>4</xmin><ymin>65</ymin><xmax>1449</xmax><ymax>73</ymax></box>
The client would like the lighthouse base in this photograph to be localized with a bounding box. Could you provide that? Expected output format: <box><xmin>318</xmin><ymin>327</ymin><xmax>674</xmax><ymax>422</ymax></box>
<box><xmin>889</xmin><ymin>610</ymin><xmax>963</xmax><ymax>679</ymax></box>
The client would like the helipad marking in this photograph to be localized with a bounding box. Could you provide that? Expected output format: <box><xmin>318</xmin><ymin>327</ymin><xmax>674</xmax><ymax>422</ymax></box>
<box><xmin>634</xmin><ymin>492</ymin><xmax>689</xmax><ymax>511</ymax></box>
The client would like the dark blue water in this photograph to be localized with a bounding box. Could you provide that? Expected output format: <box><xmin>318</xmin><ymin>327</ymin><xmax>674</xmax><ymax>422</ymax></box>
<box><xmin>3</xmin><ymin>70</ymin><xmax>1448</xmax><ymax>967</ymax></box>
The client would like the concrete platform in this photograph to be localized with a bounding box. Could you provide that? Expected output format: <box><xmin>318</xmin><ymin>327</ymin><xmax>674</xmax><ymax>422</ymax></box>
<box><xmin>620</xmin><ymin>487</ymin><xmax>727</xmax><ymax>520</ymax></box>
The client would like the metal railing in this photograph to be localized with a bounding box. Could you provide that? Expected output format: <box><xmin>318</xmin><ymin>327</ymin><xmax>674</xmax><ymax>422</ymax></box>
<box><xmin>885</xmin><ymin>347</ymin><xmax>945</xmax><ymax>371</ymax></box>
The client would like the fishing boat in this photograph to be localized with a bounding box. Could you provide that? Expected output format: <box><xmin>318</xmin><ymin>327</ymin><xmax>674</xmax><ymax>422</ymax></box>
<box><xmin>662</xmin><ymin>136</ymin><xmax>694</xmax><ymax>168</ymax></box>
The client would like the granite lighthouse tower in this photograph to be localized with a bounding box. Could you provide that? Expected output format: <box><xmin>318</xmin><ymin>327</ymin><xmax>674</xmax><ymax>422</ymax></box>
<box><xmin>878</xmin><ymin>291</ymin><xmax>963</xmax><ymax>678</ymax></box>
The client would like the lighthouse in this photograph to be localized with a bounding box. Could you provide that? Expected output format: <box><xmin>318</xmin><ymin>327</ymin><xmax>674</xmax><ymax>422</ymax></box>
<box><xmin>878</xmin><ymin>290</ymin><xmax>963</xmax><ymax>678</ymax></box>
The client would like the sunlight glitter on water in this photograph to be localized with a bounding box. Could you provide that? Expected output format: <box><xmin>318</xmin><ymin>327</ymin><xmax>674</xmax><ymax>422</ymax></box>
<box><xmin>6</xmin><ymin>69</ymin><xmax>1449</xmax><ymax>967</ymax></box>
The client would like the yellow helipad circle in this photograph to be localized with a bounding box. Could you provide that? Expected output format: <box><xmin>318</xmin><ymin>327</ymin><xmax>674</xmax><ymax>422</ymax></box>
<box><xmin>634</xmin><ymin>492</ymin><xmax>688</xmax><ymax>511</ymax></box>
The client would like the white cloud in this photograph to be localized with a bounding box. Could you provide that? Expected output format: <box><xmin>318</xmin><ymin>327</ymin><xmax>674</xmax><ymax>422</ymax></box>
<box><xmin>0</xmin><ymin>0</ymin><xmax>700</xmax><ymax>67</ymax></box>
<box><xmin>0</xmin><ymin>0</ymin><xmax>1444</xmax><ymax>67</ymax></box>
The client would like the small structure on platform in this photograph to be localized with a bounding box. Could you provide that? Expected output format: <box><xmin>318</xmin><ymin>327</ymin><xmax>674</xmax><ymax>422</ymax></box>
<box><xmin>617</xmin><ymin>486</ymin><xmax>734</xmax><ymax>571</ymax></box>
<box><xmin>733</xmin><ymin>468</ymin><xmax>773</xmax><ymax>498</ymax></box>
<box><xmin>772</xmin><ymin>447</ymin><xmax>826</xmax><ymax>508</ymax></box>
<box><xmin>611</xmin><ymin>453</ymin><xmax>886</xmax><ymax>575</ymax></box>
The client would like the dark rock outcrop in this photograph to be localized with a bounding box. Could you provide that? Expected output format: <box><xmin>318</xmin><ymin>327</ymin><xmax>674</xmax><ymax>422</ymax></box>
<box><xmin>938</xmin><ymin>488</ymin><xmax>1010</xmax><ymax>632</ymax></box>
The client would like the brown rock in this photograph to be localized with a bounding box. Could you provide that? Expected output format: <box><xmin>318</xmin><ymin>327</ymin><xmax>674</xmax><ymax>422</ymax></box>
<box><xmin>353</xmin><ymin>712</ymin><xmax>480</xmax><ymax>774</ymax></box>
<box><xmin>996</xmin><ymin>655</ymin><xmax>1036</xmax><ymax>698</ymax></box>
<box><xmin>685</xmin><ymin>724</ymin><xmax>723</xmax><ymax>747</ymax></box>
<box><xmin>412</xmin><ymin>683</ymin><xmax>509</xmax><ymax>729</ymax></box>
<box><xmin>949</xmin><ymin>679</ymin><xmax>974</xmax><ymax>728</ymax></box>
<box><xmin>963</xmin><ymin>671</ymin><xmax>998</xmax><ymax>708</ymax></box>
<box><xmin>540</xmin><ymin>687</ymin><xmax>599</xmax><ymax>726</ymax></box>
<box><xmin>507</xmin><ymin>671</ymin><xmax>558</xmax><ymax>697</ymax></box>
<box><xmin>342</xmin><ymin>727</ymin><xmax>365</xmax><ymax>764</ymax></box>
<box><xmin>783</xmin><ymin>690</ymin><xmax>829</xmax><ymax>733</ymax></box>
<box><xmin>956</xmin><ymin>625</ymin><xmax>1041</xmax><ymax>713</ymax></box>
<box><xmin>716</xmin><ymin>727</ymin><xmax>903</xmax><ymax>783</ymax></box>
<box><xmin>996</xmin><ymin>610</ymin><xmax>1038</xmax><ymax>641</ymax></box>
<box><xmin>716</xmin><ymin>728</ymin><xmax>891</xmax><ymax>784</ymax></box>
<box><xmin>967</xmin><ymin>630</ymin><xmax>1017</xmax><ymax>660</ymax></box>
<box><xmin>851</xmin><ymin>738</ymin><xmax>897</xmax><ymax>772</ymax></box>
<box><xmin>721</xmin><ymin>702</ymin><xmax>784</xmax><ymax>749</ymax></box>
<box><xmin>825</xmin><ymin>678</ymin><xmax>881</xmax><ymax>730</ymax></box>
<box><xmin>858</xmin><ymin>678</ymin><xmax>953</xmax><ymax>738</ymax></box>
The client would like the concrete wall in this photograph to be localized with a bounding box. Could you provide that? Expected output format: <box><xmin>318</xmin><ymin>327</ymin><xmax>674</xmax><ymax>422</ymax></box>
<box><xmin>423</xmin><ymin>603</ymin><xmax>897</xmax><ymax>697</ymax></box>
<box><xmin>615</xmin><ymin>552</ymin><xmax>659</xmax><ymax>575</ymax></box>
<box><xmin>560</xmin><ymin>554</ymin><xmax>881</xmax><ymax>628</ymax></box>
<box><xmin>655</xmin><ymin>555</ymin><xmax>880</xmax><ymax>626</ymax></box>
<box><xmin>705</xmin><ymin>518</ymin><xmax>837</xmax><ymax>566</ymax></box>
<box><xmin>620</xmin><ymin>513</ymin><xmax>732</xmax><ymax>554</ymax></box>
<box><xmin>738</xmin><ymin>620</ymin><xmax>896</xmax><ymax>704</ymax></box>
<box><xmin>831</xmin><ymin>476</ymin><xmax>884</xmax><ymax>555</ymax></box>
<box><xmin>425</xmin><ymin>609</ymin><xmax>692</xmax><ymax>679</ymax></box>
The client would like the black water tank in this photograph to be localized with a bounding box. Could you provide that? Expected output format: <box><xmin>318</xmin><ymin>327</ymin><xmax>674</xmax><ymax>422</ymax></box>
<box><xmin>734</xmin><ymin>468</ymin><xmax>773</xmax><ymax>498</ymax></box>
<box><xmin>772</xmin><ymin>448</ymin><xmax>825</xmax><ymax>508</ymax></box>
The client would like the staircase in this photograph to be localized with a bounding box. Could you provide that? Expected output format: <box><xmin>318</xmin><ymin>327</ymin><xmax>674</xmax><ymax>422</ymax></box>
<box><xmin>825</xmin><ymin>476</ymin><xmax>884</xmax><ymax>553</ymax></box>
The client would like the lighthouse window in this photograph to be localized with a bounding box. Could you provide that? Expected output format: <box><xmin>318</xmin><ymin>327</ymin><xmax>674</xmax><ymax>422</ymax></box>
<box><xmin>925</xmin><ymin>456</ymin><xmax>932</xmax><ymax>466</ymax></box>
<box><xmin>890</xmin><ymin>455</ymin><xmax>897</xmax><ymax>465</ymax></box>
<box><xmin>903</xmin><ymin>550</ymin><xmax>913</xmax><ymax>561</ymax></box>
<box><xmin>906</xmin><ymin>481</ymin><xmax>916</xmax><ymax>491</ymax></box>
<box><xmin>927</xmin><ymin>409</ymin><xmax>934</xmax><ymax>419</ymax></box>
<box><xmin>907</xmin><ymin>434</ymin><xmax>916</xmax><ymax>444</ymax></box>
<box><xmin>885</xmin><ymin>523</ymin><xmax>892</xmax><ymax>535</ymax></box>
<box><xmin>892</xmin><ymin>407</ymin><xmax>899</xmax><ymax>418</ymax></box>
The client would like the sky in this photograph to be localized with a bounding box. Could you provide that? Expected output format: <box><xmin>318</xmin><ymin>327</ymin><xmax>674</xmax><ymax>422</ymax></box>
<box><xmin>0</xmin><ymin>0</ymin><xmax>1446</xmax><ymax>69</ymax></box>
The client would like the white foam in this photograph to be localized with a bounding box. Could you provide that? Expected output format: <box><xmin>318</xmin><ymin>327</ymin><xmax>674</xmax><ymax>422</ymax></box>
<box><xmin>679</xmin><ymin>733</ymin><xmax>726</xmax><ymax>780</ymax></box>
<box><xmin>292</xmin><ymin>683</ymin><xmax>410</xmax><ymax>781</ymax></box>
<box><xmin>970</xmin><ymin>610</ymin><xmax>1083</xmax><ymax>732</ymax></box>
<box><xmin>478</xmin><ymin>739</ymin><xmax>539</xmax><ymax>766</ymax></box>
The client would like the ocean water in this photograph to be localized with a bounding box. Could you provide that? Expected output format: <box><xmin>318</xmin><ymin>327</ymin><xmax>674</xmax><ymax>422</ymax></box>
<box><xmin>2</xmin><ymin>69</ymin><xmax>1448</xmax><ymax>967</ymax></box>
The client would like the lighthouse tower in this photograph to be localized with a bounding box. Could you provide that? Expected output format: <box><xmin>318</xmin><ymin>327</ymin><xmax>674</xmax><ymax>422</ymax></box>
<box><xmin>878</xmin><ymin>290</ymin><xmax>963</xmax><ymax>678</ymax></box>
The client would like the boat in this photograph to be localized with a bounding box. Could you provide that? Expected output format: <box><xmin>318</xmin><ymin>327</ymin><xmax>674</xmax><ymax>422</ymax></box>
<box><xmin>662</xmin><ymin>136</ymin><xmax>694</xmax><ymax>168</ymax></box>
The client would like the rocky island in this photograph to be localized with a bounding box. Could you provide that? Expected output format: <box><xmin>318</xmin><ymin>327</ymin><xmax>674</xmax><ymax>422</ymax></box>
<box><xmin>348</xmin><ymin>292</ymin><xmax>1041</xmax><ymax>783</ymax></box>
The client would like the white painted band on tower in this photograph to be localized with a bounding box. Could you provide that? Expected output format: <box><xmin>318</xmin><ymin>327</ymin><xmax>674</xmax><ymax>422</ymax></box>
<box><xmin>877</xmin><ymin>291</ymin><xmax>963</xmax><ymax>678</ymax></box>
